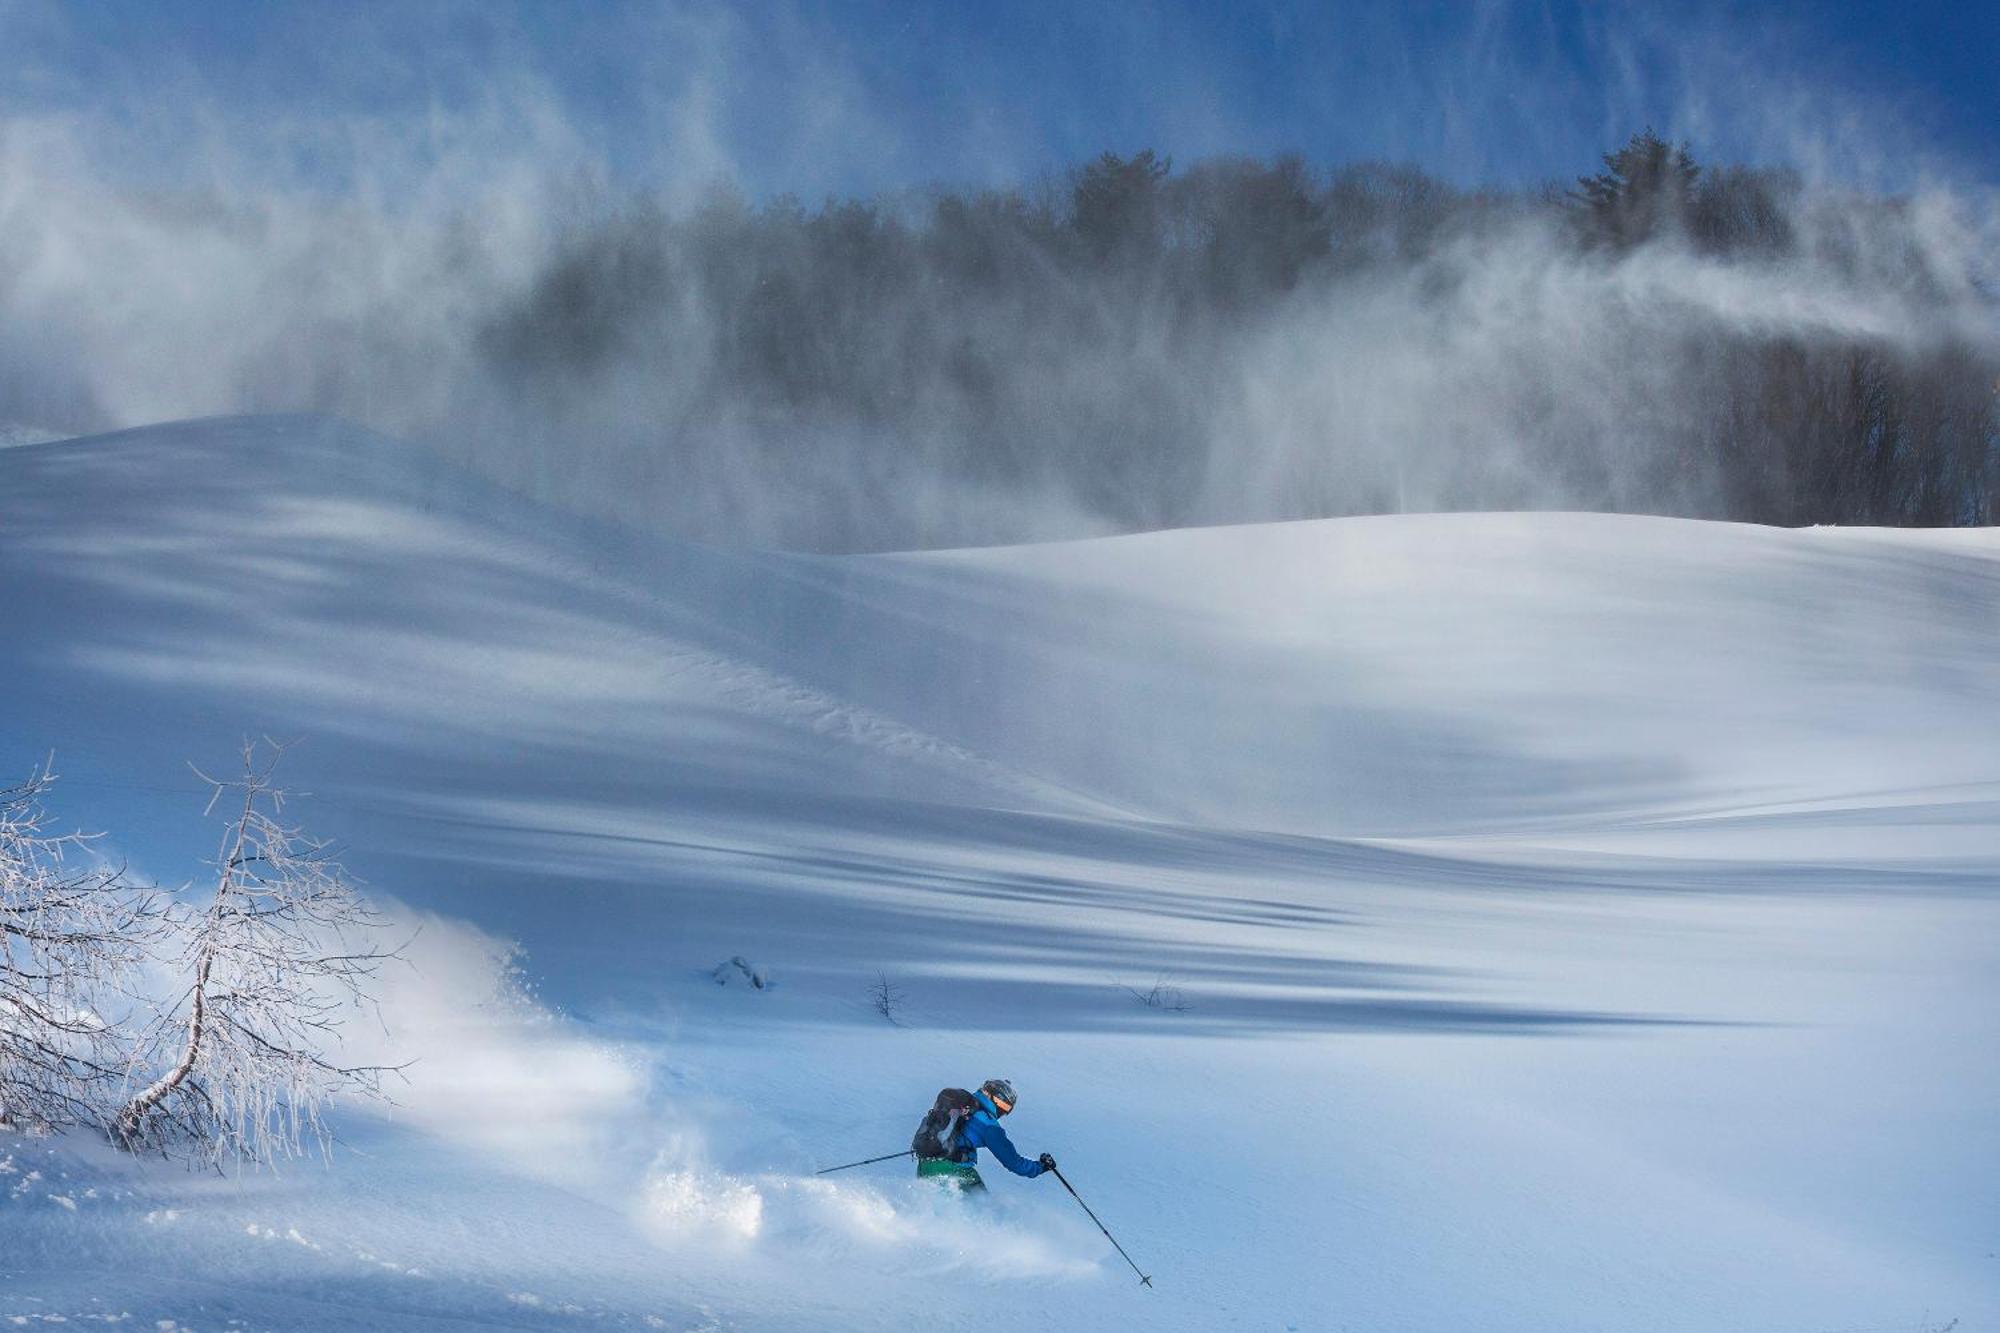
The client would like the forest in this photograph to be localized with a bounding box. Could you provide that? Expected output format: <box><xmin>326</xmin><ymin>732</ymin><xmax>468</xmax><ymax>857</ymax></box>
<box><xmin>467</xmin><ymin>131</ymin><xmax>1998</xmax><ymax>548</ymax></box>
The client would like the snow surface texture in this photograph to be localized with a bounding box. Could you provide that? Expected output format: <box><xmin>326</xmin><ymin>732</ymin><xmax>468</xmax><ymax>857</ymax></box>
<box><xmin>1</xmin><ymin>414</ymin><xmax>1994</xmax><ymax>1330</ymax></box>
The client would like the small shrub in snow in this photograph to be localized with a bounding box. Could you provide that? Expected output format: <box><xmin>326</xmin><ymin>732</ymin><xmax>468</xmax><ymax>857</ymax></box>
<box><xmin>1124</xmin><ymin>975</ymin><xmax>1191</xmax><ymax>1013</ymax></box>
<box><xmin>115</xmin><ymin>741</ymin><xmax>404</xmax><ymax>1166</ymax></box>
<box><xmin>866</xmin><ymin>973</ymin><xmax>906</xmax><ymax>1025</ymax></box>
<box><xmin>711</xmin><ymin>955</ymin><xmax>769</xmax><ymax>989</ymax></box>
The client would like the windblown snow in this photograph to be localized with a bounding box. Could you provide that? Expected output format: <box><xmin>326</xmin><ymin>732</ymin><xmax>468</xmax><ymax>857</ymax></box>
<box><xmin>1</xmin><ymin>415</ymin><xmax>1994</xmax><ymax>1331</ymax></box>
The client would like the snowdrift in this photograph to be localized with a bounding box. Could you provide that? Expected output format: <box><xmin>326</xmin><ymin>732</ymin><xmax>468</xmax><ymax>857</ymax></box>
<box><xmin>1</xmin><ymin>416</ymin><xmax>1995</xmax><ymax>1331</ymax></box>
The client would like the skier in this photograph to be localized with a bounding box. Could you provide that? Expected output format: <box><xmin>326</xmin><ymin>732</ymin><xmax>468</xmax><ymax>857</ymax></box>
<box><xmin>913</xmin><ymin>1078</ymin><xmax>1057</xmax><ymax>1193</ymax></box>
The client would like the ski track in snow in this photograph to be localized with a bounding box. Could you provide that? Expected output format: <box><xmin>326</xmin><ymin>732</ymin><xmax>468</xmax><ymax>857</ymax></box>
<box><xmin>654</xmin><ymin>641</ymin><xmax>1121</xmax><ymax>818</ymax></box>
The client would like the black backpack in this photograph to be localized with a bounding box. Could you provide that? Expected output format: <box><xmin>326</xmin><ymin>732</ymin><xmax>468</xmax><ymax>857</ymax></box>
<box><xmin>911</xmin><ymin>1087</ymin><xmax>979</xmax><ymax>1161</ymax></box>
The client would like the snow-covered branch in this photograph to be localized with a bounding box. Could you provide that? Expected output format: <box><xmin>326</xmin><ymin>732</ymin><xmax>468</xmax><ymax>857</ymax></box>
<box><xmin>115</xmin><ymin>741</ymin><xmax>405</xmax><ymax>1166</ymax></box>
<box><xmin>0</xmin><ymin>762</ymin><xmax>156</xmax><ymax>1135</ymax></box>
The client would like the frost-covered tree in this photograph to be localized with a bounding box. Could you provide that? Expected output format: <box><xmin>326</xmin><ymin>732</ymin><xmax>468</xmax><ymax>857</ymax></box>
<box><xmin>0</xmin><ymin>764</ymin><xmax>151</xmax><ymax>1134</ymax></box>
<box><xmin>115</xmin><ymin>742</ymin><xmax>400</xmax><ymax>1165</ymax></box>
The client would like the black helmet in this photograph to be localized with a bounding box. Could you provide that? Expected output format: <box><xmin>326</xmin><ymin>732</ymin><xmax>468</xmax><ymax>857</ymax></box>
<box><xmin>980</xmin><ymin>1078</ymin><xmax>1017</xmax><ymax>1114</ymax></box>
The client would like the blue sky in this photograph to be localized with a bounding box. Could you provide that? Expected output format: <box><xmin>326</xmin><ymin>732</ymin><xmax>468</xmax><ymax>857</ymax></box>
<box><xmin>5</xmin><ymin>0</ymin><xmax>1995</xmax><ymax>199</ymax></box>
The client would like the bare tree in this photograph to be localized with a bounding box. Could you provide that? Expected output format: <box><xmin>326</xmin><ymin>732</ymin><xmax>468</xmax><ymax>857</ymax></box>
<box><xmin>0</xmin><ymin>762</ymin><xmax>152</xmax><ymax>1134</ymax></box>
<box><xmin>867</xmin><ymin>973</ymin><xmax>906</xmax><ymax>1026</ymax></box>
<box><xmin>115</xmin><ymin>742</ymin><xmax>402</xmax><ymax>1165</ymax></box>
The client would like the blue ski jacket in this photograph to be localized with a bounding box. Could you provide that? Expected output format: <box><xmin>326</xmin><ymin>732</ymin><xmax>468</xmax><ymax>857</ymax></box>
<box><xmin>955</xmin><ymin>1091</ymin><xmax>1045</xmax><ymax>1177</ymax></box>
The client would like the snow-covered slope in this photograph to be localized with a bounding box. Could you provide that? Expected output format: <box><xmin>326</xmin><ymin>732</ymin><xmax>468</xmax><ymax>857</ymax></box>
<box><xmin>2</xmin><ymin>416</ymin><xmax>1995</xmax><ymax>1331</ymax></box>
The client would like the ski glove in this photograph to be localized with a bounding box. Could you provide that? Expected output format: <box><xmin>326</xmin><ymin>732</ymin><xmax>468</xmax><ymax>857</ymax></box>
<box><xmin>1038</xmin><ymin>1153</ymin><xmax>1057</xmax><ymax>1172</ymax></box>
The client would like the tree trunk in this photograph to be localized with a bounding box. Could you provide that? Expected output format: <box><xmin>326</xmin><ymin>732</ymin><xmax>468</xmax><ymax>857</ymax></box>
<box><xmin>114</xmin><ymin>946</ymin><xmax>210</xmax><ymax>1147</ymax></box>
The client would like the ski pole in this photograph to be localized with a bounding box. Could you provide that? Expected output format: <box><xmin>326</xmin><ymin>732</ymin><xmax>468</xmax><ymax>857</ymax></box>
<box><xmin>1049</xmin><ymin>1165</ymin><xmax>1153</xmax><ymax>1288</ymax></box>
<box><xmin>815</xmin><ymin>1149</ymin><xmax>916</xmax><ymax>1176</ymax></box>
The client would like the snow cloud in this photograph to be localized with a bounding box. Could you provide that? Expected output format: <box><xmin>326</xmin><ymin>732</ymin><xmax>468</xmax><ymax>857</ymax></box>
<box><xmin>342</xmin><ymin>905</ymin><xmax>652</xmax><ymax>1185</ymax></box>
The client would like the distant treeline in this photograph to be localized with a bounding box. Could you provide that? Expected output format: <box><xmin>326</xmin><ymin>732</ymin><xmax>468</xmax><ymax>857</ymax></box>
<box><xmin>470</xmin><ymin>132</ymin><xmax>1998</xmax><ymax>547</ymax></box>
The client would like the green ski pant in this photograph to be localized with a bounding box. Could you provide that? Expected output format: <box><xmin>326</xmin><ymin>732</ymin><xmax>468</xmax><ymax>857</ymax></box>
<box><xmin>916</xmin><ymin>1157</ymin><xmax>986</xmax><ymax>1192</ymax></box>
